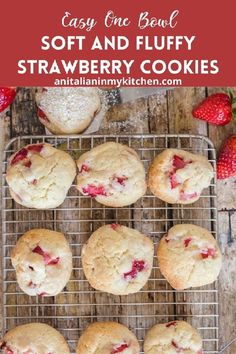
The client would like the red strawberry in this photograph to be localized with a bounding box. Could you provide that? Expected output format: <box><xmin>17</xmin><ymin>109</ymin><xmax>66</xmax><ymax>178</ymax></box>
<box><xmin>192</xmin><ymin>93</ymin><xmax>235</xmax><ymax>126</ymax></box>
<box><xmin>217</xmin><ymin>136</ymin><xmax>236</xmax><ymax>179</ymax></box>
<box><xmin>0</xmin><ymin>87</ymin><xmax>16</xmax><ymax>113</ymax></box>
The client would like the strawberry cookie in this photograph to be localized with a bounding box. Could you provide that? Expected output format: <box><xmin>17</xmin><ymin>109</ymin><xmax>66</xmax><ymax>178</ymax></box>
<box><xmin>82</xmin><ymin>224</ymin><xmax>154</xmax><ymax>295</ymax></box>
<box><xmin>0</xmin><ymin>323</ymin><xmax>70</xmax><ymax>354</ymax></box>
<box><xmin>36</xmin><ymin>87</ymin><xmax>101</xmax><ymax>134</ymax></box>
<box><xmin>76</xmin><ymin>142</ymin><xmax>146</xmax><ymax>207</ymax></box>
<box><xmin>11</xmin><ymin>229</ymin><xmax>72</xmax><ymax>296</ymax></box>
<box><xmin>157</xmin><ymin>224</ymin><xmax>222</xmax><ymax>290</ymax></box>
<box><xmin>148</xmin><ymin>149</ymin><xmax>213</xmax><ymax>204</ymax></box>
<box><xmin>76</xmin><ymin>322</ymin><xmax>140</xmax><ymax>354</ymax></box>
<box><xmin>0</xmin><ymin>87</ymin><xmax>16</xmax><ymax>113</ymax></box>
<box><xmin>6</xmin><ymin>143</ymin><xmax>76</xmax><ymax>209</ymax></box>
<box><xmin>144</xmin><ymin>321</ymin><xmax>202</xmax><ymax>354</ymax></box>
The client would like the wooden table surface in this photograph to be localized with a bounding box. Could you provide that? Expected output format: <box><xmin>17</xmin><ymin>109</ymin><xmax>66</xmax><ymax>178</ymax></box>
<box><xmin>0</xmin><ymin>87</ymin><xmax>236</xmax><ymax>353</ymax></box>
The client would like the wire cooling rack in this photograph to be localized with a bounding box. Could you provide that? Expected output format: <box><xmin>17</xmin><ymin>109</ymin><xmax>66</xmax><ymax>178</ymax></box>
<box><xmin>2</xmin><ymin>134</ymin><xmax>218</xmax><ymax>353</ymax></box>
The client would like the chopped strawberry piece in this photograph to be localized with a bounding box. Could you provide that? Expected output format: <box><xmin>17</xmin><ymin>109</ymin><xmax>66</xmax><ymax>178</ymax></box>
<box><xmin>180</xmin><ymin>191</ymin><xmax>198</xmax><ymax>201</ymax></box>
<box><xmin>169</xmin><ymin>156</ymin><xmax>192</xmax><ymax>190</ymax></box>
<box><xmin>111</xmin><ymin>223</ymin><xmax>119</xmax><ymax>230</ymax></box>
<box><xmin>32</xmin><ymin>246</ymin><xmax>60</xmax><ymax>265</ymax></box>
<box><xmin>114</xmin><ymin>176</ymin><xmax>128</xmax><ymax>186</ymax></box>
<box><xmin>82</xmin><ymin>184</ymin><xmax>107</xmax><ymax>197</ymax></box>
<box><xmin>166</xmin><ymin>321</ymin><xmax>177</xmax><ymax>328</ymax></box>
<box><xmin>112</xmin><ymin>344</ymin><xmax>129</xmax><ymax>353</ymax></box>
<box><xmin>170</xmin><ymin>173</ymin><xmax>181</xmax><ymax>189</ymax></box>
<box><xmin>124</xmin><ymin>260</ymin><xmax>146</xmax><ymax>280</ymax></box>
<box><xmin>5</xmin><ymin>348</ymin><xmax>13</xmax><ymax>354</ymax></box>
<box><xmin>28</xmin><ymin>281</ymin><xmax>37</xmax><ymax>288</ymax></box>
<box><xmin>79</xmin><ymin>164</ymin><xmax>89</xmax><ymax>173</ymax></box>
<box><xmin>38</xmin><ymin>107</ymin><xmax>50</xmax><ymax>123</ymax></box>
<box><xmin>173</xmin><ymin>155</ymin><xmax>187</xmax><ymax>169</ymax></box>
<box><xmin>201</xmin><ymin>248</ymin><xmax>216</xmax><ymax>259</ymax></box>
<box><xmin>171</xmin><ymin>340</ymin><xmax>183</xmax><ymax>353</ymax></box>
<box><xmin>11</xmin><ymin>148</ymin><xmax>28</xmax><ymax>165</ymax></box>
<box><xmin>27</xmin><ymin>144</ymin><xmax>44</xmax><ymax>153</ymax></box>
<box><xmin>184</xmin><ymin>238</ymin><xmax>192</xmax><ymax>248</ymax></box>
<box><xmin>24</xmin><ymin>160</ymin><xmax>32</xmax><ymax>168</ymax></box>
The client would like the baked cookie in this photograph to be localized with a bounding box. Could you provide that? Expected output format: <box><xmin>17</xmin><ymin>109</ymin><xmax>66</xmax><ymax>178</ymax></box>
<box><xmin>76</xmin><ymin>142</ymin><xmax>146</xmax><ymax>207</ymax></box>
<box><xmin>144</xmin><ymin>320</ymin><xmax>202</xmax><ymax>354</ymax></box>
<box><xmin>11</xmin><ymin>229</ymin><xmax>72</xmax><ymax>296</ymax></box>
<box><xmin>0</xmin><ymin>323</ymin><xmax>70</xmax><ymax>354</ymax></box>
<box><xmin>148</xmin><ymin>149</ymin><xmax>214</xmax><ymax>204</ymax></box>
<box><xmin>36</xmin><ymin>87</ymin><xmax>101</xmax><ymax>134</ymax></box>
<box><xmin>6</xmin><ymin>142</ymin><xmax>76</xmax><ymax>209</ymax></box>
<box><xmin>82</xmin><ymin>224</ymin><xmax>154</xmax><ymax>295</ymax></box>
<box><xmin>157</xmin><ymin>224</ymin><xmax>222</xmax><ymax>290</ymax></box>
<box><xmin>76</xmin><ymin>322</ymin><xmax>140</xmax><ymax>354</ymax></box>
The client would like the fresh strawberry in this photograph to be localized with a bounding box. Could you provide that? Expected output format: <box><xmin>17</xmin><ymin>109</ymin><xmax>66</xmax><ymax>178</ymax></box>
<box><xmin>0</xmin><ymin>87</ymin><xmax>16</xmax><ymax>113</ymax></box>
<box><xmin>217</xmin><ymin>136</ymin><xmax>236</xmax><ymax>179</ymax></box>
<box><xmin>192</xmin><ymin>93</ymin><xmax>235</xmax><ymax>126</ymax></box>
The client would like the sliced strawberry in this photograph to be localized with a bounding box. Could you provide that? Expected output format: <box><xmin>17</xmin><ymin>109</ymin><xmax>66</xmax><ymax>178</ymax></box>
<box><xmin>82</xmin><ymin>184</ymin><xmax>107</xmax><ymax>197</ymax></box>
<box><xmin>32</xmin><ymin>246</ymin><xmax>60</xmax><ymax>265</ymax></box>
<box><xmin>166</xmin><ymin>321</ymin><xmax>177</xmax><ymax>328</ymax></box>
<box><xmin>27</xmin><ymin>144</ymin><xmax>44</xmax><ymax>153</ymax></box>
<box><xmin>124</xmin><ymin>260</ymin><xmax>146</xmax><ymax>280</ymax></box>
<box><xmin>184</xmin><ymin>238</ymin><xmax>192</xmax><ymax>248</ymax></box>
<box><xmin>201</xmin><ymin>248</ymin><xmax>216</xmax><ymax>259</ymax></box>
<box><xmin>112</xmin><ymin>344</ymin><xmax>129</xmax><ymax>353</ymax></box>
<box><xmin>0</xmin><ymin>87</ymin><xmax>16</xmax><ymax>113</ymax></box>
<box><xmin>37</xmin><ymin>107</ymin><xmax>50</xmax><ymax>123</ymax></box>
<box><xmin>11</xmin><ymin>148</ymin><xmax>28</xmax><ymax>165</ymax></box>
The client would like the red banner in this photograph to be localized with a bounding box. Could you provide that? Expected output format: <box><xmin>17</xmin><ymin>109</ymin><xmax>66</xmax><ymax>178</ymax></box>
<box><xmin>0</xmin><ymin>0</ymin><xmax>235</xmax><ymax>86</ymax></box>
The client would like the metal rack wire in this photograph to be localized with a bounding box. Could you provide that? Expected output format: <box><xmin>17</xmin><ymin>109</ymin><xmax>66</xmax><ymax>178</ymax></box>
<box><xmin>2</xmin><ymin>134</ymin><xmax>218</xmax><ymax>353</ymax></box>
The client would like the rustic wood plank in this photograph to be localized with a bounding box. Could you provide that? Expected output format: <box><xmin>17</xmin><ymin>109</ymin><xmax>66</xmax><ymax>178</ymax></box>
<box><xmin>218</xmin><ymin>211</ymin><xmax>236</xmax><ymax>354</ymax></box>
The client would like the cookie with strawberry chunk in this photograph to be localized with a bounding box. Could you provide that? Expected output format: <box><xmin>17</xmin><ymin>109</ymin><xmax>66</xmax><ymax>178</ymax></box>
<box><xmin>0</xmin><ymin>87</ymin><xmax>16</xmax><ymax>113</ymax></box>
<box><xmin>76</xmin><ymin>142</ymin><xmax>146</xmax><ymax>207</ymax></box>
<box><xmin>36</xmin><ymin>87</ymin><xmax>101</xmax><ymax>134</ymax></box>
<box><xmin>11</xmin><ymin>229</ymin><xmax>72</xmax><ymax>297</ymax></box>
<box><xmin>82</xmin><ymin>224</ymin><xmax>154</xmax><ymax>295</ymax></box>
<box><xmin>157</xmin><ymin>224</ymin><xmax>222</xmax><ymax>290</ymax></box>
<box><xmin>148</xmin><ymin>149</ymin><xmax>213</xmax><ymax>204</ymax></box>
<box><xmin>6</xmin><ymin>143</ymin><xmax>76</xmax><ymax>209</ymax></box>
<box><xmin>144</xmin><ymin>321</ymin><xmax>202</xmax><ymax>354</ymax></box>
<box><xmin>76</xmin><ymin>322</ymin><xmax>140</xmax><ymax>354</ymax></box>
<box><xmin>0</xmin><ymin>323</ymin><xmax>70</xmax><ymax>354</ymax></box>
